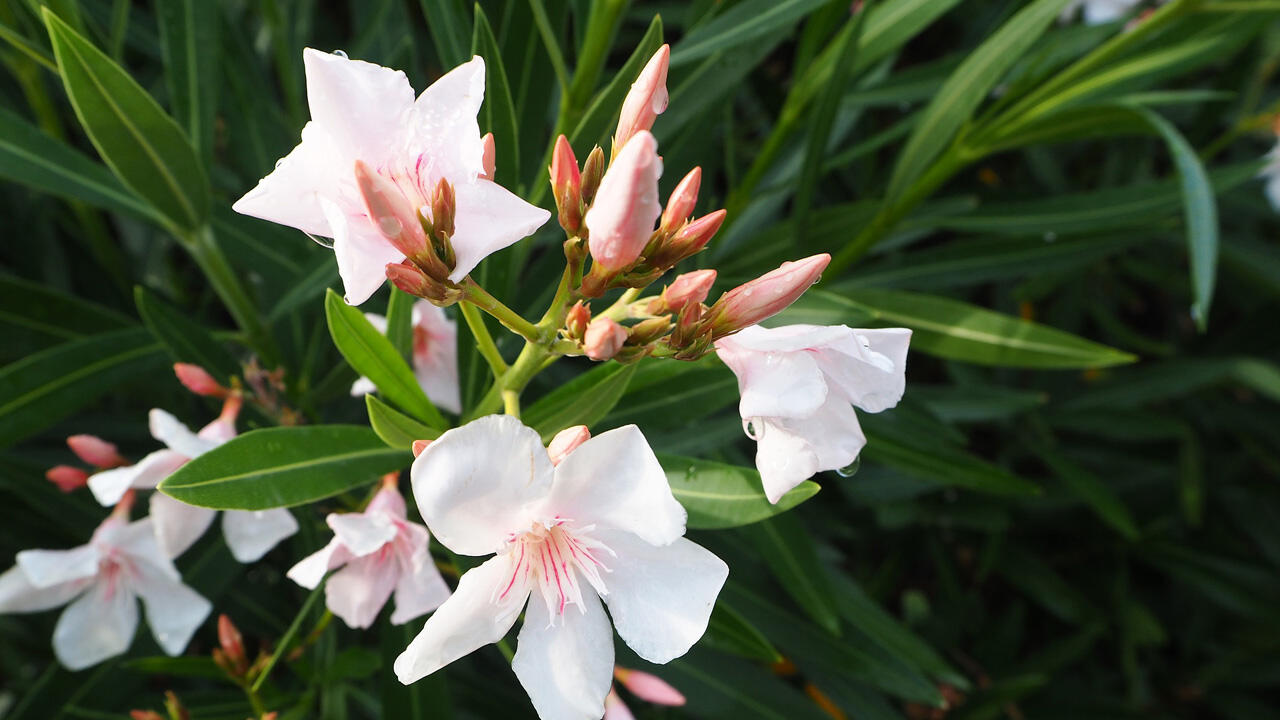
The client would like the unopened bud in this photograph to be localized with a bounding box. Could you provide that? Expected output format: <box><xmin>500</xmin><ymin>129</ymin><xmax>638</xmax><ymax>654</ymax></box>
<box><xmin>653</xmin><ymin>269</ymin><xmax>716</xmax><ymax>314</ymax></box>
<box><xmin>653</xmin><ymin>210</ymin><xmax>725</xmax><ymax>268</ymax></box>
<box><xmin>411</xmin><ymin>439</ymin><xmax>432</xmax><ymax>457</ymax></box>
<box><xmin>547</xmin><ymin>425</ymin><xmax>590</xmax><ymax>465</ymax></box>
<box><xmin>671</xmin><ymin>301</ymin><xmax>704</xmax><ymax>348</ymax></box>
<box><xmin>615</xmin><ymin>44</ymin><xmax>670</xmax><ymax>154</ymax></box>
<box><xmin>586</xmin><ymin>132</ymin><xmax>663</xmax><ymax>274</ymax></box>
<box><xmin>430</xmin><ymin>178</ymin><xmax>456</xmax><ymax>243</ymax></box>
<box><xmin>480</xmin><ymin>132</ymin><xmax>496</xmax><ymax>180</ymax></box>
<box><xmin>660</xmin><ymin>167</ymin><xmax>701</xmax><ymax>233</ymax></box>
<box><xmin>129</xmin><ymin>711</ymin><xmax>164</xmax><ymax>720</ymax></box>
<box><xmin>565</xmin><ymin>301</ymin><xmax>591</xmax><ymax>339</ymax></box>
<box><xmin>46</xmin><ymin>465</ymin><xmax>89</xmax><ymax>492</ymax></box>
<box><xmin>67</xmin><ymin>434</ymin><xmax>127</xmax><ymax>469</ymax></box>
<box><xmin>354</xmin><ymin>160</ymin><xmax>436</xmax><ymax>271</ymax></box>
<box><xmin>387</xmin><ymin>261</ymin><xmax>464</xmax><ymax>306</ymax></box>
<box><xmin>628</xmin><ymin>316</ymin><xmax>672</xmax><ymax>346</ymax></box>
<box><xmin>218</xmin><ymin>614</ymin><xmax>248</xmax><ymax>676</ymax></box>
<box><xmin>704</xmin><ymin>253</ymin><xmax>830</xmax><ymax>338</ymax></box>
<box><xmin>584</xmin><ymin>318</ymin><xmax>628</xmax><ymax>361</ymax></box>
<box><xmin>580</xmin><ymin>146</ymin><xmax>606</xmax><ymax>206</ymax></box>
<box><xmin>163</xmin><ymin>691</ymin><xmax>190</xmax><ymax>720</ymax></box>
<box><xmin>615</xmin><ymin>667</ymin><xmax>686</xmax><ymax>706</ymax></box>
<box><xmin>174</xmin><ymin>363</ymin><xmax>229</xmax><ymax>398</ymax></box>
<box><xmin>550</xmin><ymin>135</ymin><xmax>583</xmax><ymax>235</ymax></box>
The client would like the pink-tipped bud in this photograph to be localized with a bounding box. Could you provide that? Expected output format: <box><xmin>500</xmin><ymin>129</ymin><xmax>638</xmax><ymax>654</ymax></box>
<box><xmin>430</xmin><ymin>178</ymin><xmax>456</xmax><ymax>242</ymax></box>
<box><xmin>661</xmin><ymin>167</ymin><xmax>701</xmax><ymax>233</ymax></box>
<box><xmin>615</xmin><ymin>667</ymin><xmax>686</xmax><ymax>706</ymax></box>
<box><xmin>386</xmin><ymin>261</ymin><xmax>432</xmax><ymax>298</ymax></box>
<box><xmin>174</xmin><ymin>363</ymin><xmax>228</xmax><ymax>398</ymax></box>
<box><xmin>163</xmin><ymin>692</ymin><xmax>190</xmax><ymax>720</ymax></box>
<box><xmin>580</xmin><ymin>146</ymin><xmax>606</xmax><ymax>206</ymax></box>
<box><xmin>217</xmin><ymin>614</ymin><xmax>248</xmax><ymax>676</ymax></box>
<box><xmin>586</xmin><ymin>132</ymin><xmax>663</xmax><ymax>274</ymax></box>
<box><xmin>662</xmin><ymin>210</ymin><xmax>725</xmax><ymax>266</ymax></box>
<box><xmin>411</xmin><ymin>439</ymin><xmax>432</xmax><ymax>457</ymax></box>
<box><xmin>354</xmin><ymin>160</ymin><xmax>438</xmax><ymax>272</ymax></box>
<box><xmin>604</xmin><ymin>689</ymin><xmax>636</xmax><ymax>720</ymax></box>
<box><xmin>584</xmin><ymin>317</ymin><xmax>628</xmax><ymax>361</ymax></box>
<box><xmin>662</xmin><ymin>269</ymin><xmax>716</xmax><ymax>313</ymax></box>
<box><xmin>480</xmin><ymin>132</ymin><xmax>496</xmax><ymax>180</ymax></box>
<box><xmin>706</xmin><ymin>253</ymin><xmax>830</xmax><ymax>337</ymax></box>
<box><xmin>615</xmin><ymin>44</ymin><xmax>670</xmax><ymax>152</ymax></box>
<box><xmin>565</xmin><ymin>300</ymin><xmax>591</xmax><ymax>339</ymax></box>
<box><xmin>46</xmin><ymin>465</ymin><xmax>89</xmax><ymax>492</ymax></box>
<box><xmin>547</xmin><ymin>425</ymin><xmax>590</xmax><ymax>465</ymax></box>
<box><xmin>67</xmin><ymin>434</ymin><xmax>127</xmax><ymax>469</ymax></box>
<box><xmin>551</xmin><ymin>135</ymin><xmax>583</xmax><ymax>235</ymax></box>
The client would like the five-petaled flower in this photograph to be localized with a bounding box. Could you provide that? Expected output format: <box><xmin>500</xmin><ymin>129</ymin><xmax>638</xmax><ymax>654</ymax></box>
<box><xmin>287</xmin><ymin>476</ymin><xmax>450</xmax><ymax>629</ymax></box>
<box><xmin>715</xmin><ymin>324</ymin><xmax>911</xmax><ymax>503</ymax></box>
<box><xmin>233</xmin><ymin>50</ymin><xmax>549</xmax><ymax>305</ymax></box>
<box><xmin>0</xmin><ymin>497</ymin><xmax>211</xmax><ymax>670</ymax></box>
<box><xmin>87</xmin><ymin>397</ymin><xmax>298</xmax><ymax>562</ymax></box>
<box><xmin>394</xmin><ymin>415</ymin><xmax>728</xmax><ymax>720</ymax></box>
<box><xmin>350</xmin><ymin>300</ymin><xmax>461</xmax><ymax>414</ymax></box>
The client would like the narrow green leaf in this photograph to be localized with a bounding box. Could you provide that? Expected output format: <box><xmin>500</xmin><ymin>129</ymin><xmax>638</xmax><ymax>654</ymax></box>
<box><xmin>384</xmin><ymin>287</ymin><xmax>416</xmax><ymax>363</ymax></box>
<box><xmin>416</xmin><ymin>0</ymin><xmax>469</xmax><ymax>68</ymax></box>
<box><xmin>471</xmin><ymin>4</ymin><xmax>520</xmax><ymax>184</ymax></box>
<box><xmin>43</xmin><ymin>8</ymin><xmax>209</xmax><ymax>231</ymax></box>
<box><xmin>324</xmin><ymin>288</ymin><xmax>446</xmax><ymax>429</ymax></box>
<box><xmin>135</xmin><ymin>286</ymin><xmax>240</xmax><ymax>383</ymax></box>
<box><xmin>0</xmin><ymin>272</ymin><xmax>133</xmax><ymax>344</ymax></box>
<box><xmin>670</xmin><ymin>0</ymin><xmax>829</xmax><ymax>66</ymax></box>
<box><xmin>783</xmin><ymin>288</ymin><xmax>1137</xmax><ymax>369</ymax></box>
<box><xmin>366</xmin><ymin>394</ymin><xmax>442</xmax><ymax>450</ymax></box>
<box><xmin>0</xmin><ymin>328</ymin><xmax>166</xmax><ymax>449</ymax></box>
<box><xmin>702</xmin><ymin>601</ymin><xmax>783</xmax><ymax>663</ymax></box>
<box><xmin>862</xmin><ymin>429</ymin><xmax>1041</xmax><ymax>497</ymax></box>
<box><xmin>1038</xmin><ymin>445</ymin><xmax>1140</xmax><ymax>540</ymax></box>
<box><xmin>155</xmin><ymin>0</ymin><xmax>217</xmax><ymax>163</ymax></box>
<box><xmin>159</xmin><ymin>425</ymin><xmax>409</xmax><ymax>510</ymax></box>
<box><xmin>743</xmin><ymin>513</ymin><xmax>842</xmax><ymax>635</ymax></box>
<box><xmin>885</xmin><ymin>0</ymin><xmax>1072</xmax><ymax>202</ymax></box>
<box><xmin>524</xmin><ymin>363</ymin><xmax>638</xmax><ymax>441</ymax></box>
<box><xmin>660</xmin><ymin>455</ymin><xmax>820</xmax><ymax>529</ymax></box>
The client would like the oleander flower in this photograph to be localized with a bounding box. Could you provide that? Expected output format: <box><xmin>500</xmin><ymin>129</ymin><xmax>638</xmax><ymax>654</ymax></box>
<box><xmin>287</xmin><ymin>477</ymin><xmax>450</xmax><ymax>629</ymax></box>
<box><xmin>233</xmin><ymin>50</ymin><xmax>549</xmax><ymax>305</ymax></box>
<box><xmin>1059</xmin><ymin>0</ymin><xmax>1148</xmax><ymax>25</ymax></box>
<box><xmin>394</xmin><ymin>415</ymin><xmax>727</xmax><ymax>720</ymax></box>
<box><xmin>87</xmin><ymin>398</ymin><xmax>298</xmax><ymax>562</ymax></box>
<box><xmin>715</xmin><ymin>324</ymin><xmax>911</xmax><ymax>503</ymax></box>
<box><xmin>0</xmin><ymin>500</ymin><xmax>210</xmax><ymax>670</ymax></box>
<box><xmin>350</xmin><ymin>300</ymin><xmax>461</xmax><ymax>414</ymax></box>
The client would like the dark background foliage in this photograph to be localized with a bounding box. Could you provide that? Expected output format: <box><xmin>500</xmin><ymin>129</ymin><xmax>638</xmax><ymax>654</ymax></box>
<box><xmin>1</xmin><ymin>0</ymin><xmax>1279</xmax><ymax>718</ymax></box>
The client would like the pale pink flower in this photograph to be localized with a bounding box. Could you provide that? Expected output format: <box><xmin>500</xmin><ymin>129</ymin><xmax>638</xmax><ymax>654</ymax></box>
<box><xmin>715</xmin><ymin>324</ymin><xmax>912</xmax><ymax>503</ymax></box>
<box><xmin>584</xmin><ymin>317</ymin><xmax>628</xmax><ymax>361</ymax></box>
<box><xmin>585</xmin><ymin>131</ymin><xmax>663</xmax><ymax>273</ymax></box>
<box><xmin>704</xmin><ymin>254</ymin><xmax>829</xmax><ymax>338</ymax></box>
<box><xmin>603</xmin><ymin>690</ymin><xmax>636</xmax><ymax>720</ymax></box>
<box><xmin>615</xmin><ymin>45</ymin><xmax>670</xmax><ymax>151</ymax></box>
<box><xmin>232</xmin><ymin>51</ymin><xmax>549</xmax><ymax>305</ymax></box>
<box><xmin>0</xmin><ymin>506</ymin><xmax>211</xmax><ymax>670</ymax></box>
<box><xmin>480</xmin><ymin>132</ymin><xmax>496</xmax><ymax>180</ymax></box>
<box><xmin>395</xmin><ymin>416</ymin><xmax>727</xmax><ymax>720</ymax></box>
<box><xmin>287</xmin><ymin>480</ymin><xmax>449</xmax><ymax>629</ymax></box>
<box><xmin>1059</xmin><ymin>0</ymin><xmax>1148</xmax><ymax>24</ymax></box>
<box><xmin>87</xmin><ymin>399</ymin><xmax>298</xmax><ymax>562</ymax></box>
<box><xmin>350</xmin><ymin>300</ymin><xmax>461</xmax><ymax>414</ymax></box>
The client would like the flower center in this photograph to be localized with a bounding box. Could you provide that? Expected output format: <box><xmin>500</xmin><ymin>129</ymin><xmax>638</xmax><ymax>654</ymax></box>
<box><xmin>494</xmin><ymin>519</ymin><xmax>613</xmax><ymax>622</ymax></box>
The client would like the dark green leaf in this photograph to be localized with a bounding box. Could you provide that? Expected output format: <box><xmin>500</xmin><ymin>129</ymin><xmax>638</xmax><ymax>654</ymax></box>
<box><xmin>661</xmin><ymin>454</ymin><xmax>820</xmax><ymax>529</ymax></box>
<box><xmin>743</xmin><ymin>513</ymin><xmax>842</xmax><ymax>635</ymax></box>
<box><xmin>135</xmin><ymin>286</ymin><xmax>240</xmax><ymax>383</ymax></box>
<box><xmin>366</xmin><ymin>394</ymin><xmax>442</xmax><ymax>450</ymax></box>
<box><xmin>524</xmin><ymin>362</ymin><xmax>638</xmax><ymax>441</ymax></box>
<box><xmin>471</xmin><ymin>5</ymin><xmax>520</xmax><ymax>185</ymax></box>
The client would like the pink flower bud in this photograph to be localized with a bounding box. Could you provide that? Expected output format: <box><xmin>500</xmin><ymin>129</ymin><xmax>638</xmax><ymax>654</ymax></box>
<box><xmin>585</xmin><ymin>131</ymin><xmax>663</xmax><ymax>273</ymax></box>
<box><xmin>615</xmin><ymin>667</ymin><xmax>686</xmax><ymax>706</ymax></box>
<box><xmin>706</xmin><ymin>253</ymin><xmax>830</xmax><ymax>337</ymax></box>
<box><xmin>603</xmin><ymin>689</ymin><xmax>636</xmax><ymax>720</ymax></box>
<box><xmin>46</xmin><ymin>465</ymin><xmax>89</xmax><ymax>492</ymax></box>
<box><xmin>412</xmin><ymin>439</ymin><xmax>432</xmax><ymax>457</ymax></box>
<box><xmin>217</xmin><ymin>614</ymin><xmax>248</xmax><ymax>676</ymax></box>
<box><xmin>386</xmin><ymin>261</ymin><xmax>432</xmax><ymax>297</ymax></box>
<box><xmin>661</xmin><ymin>167</ymin><xmax>701</xmax><ymax>233</ymax></box>
<box><xmin>547</xmin><ymin>425</ymin><xmax>590</xmax><ymax>465</ymax></box>
<box><xmin>551</xmin><ymin>135</ymin><xmax>583</xmax><ymax>234</ymax></box>
<box><xmin>615</xmin><ymin>45</ymin><xmax>670</xmax><ymax>151</ymax></box>
<box><xmin>67</xmin><ymin>434</ymin><xmax>127</xmax><ymax>469</ymax></box>
<box><xmin>663</xmin><ymin>269</ymin><xmax>716</xmax><ymax>312</ymax></box>
<box><xmin>664</xmin><ymin>209</ymin><xmax>725</xmax><ymax>264</ymax></box>
<box><xmin>480</xmin><ymin>132</ymin><xmax>496</xmax><ymax>180</ymax></box>
<box><xmin>584</xmin><ymin>317</ymin><xmax>628</xmax><ymax>361</ymax></box>
<box><xmin>174</xmin><ymin>363</ymin><xmax>229</xmax><ymax>398</ymax></box>
<box><xmin>130</xmin><ymin>711</ymin><xmax>165</xmax><ymax>720</ymax></box>
<box><xmin>565</xmin><ymin>300</ymin><xmax>591</xmax><ymax>339</ymax></box>
<box><xmin>354</xmin><ymin>160</ymin><xmax>434</xmax><ymax>265</ymax></box>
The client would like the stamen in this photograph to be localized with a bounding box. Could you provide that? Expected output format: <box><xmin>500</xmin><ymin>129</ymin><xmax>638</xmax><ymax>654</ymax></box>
<box><xmin>492</xmin><ymin>520</ymin><xmax>614</xmax><ymax>622</ymax></box>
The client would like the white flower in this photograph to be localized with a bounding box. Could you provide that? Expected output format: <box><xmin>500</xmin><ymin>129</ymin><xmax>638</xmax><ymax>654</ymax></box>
<box><xmin>1261</xmin><ymin>139</ymin><xmax>1280</xmax><ymax>212</ymax></box>
<box><xmin>394</xmin><ymin>416</ymin><xmax>728</xmax><ymax>720</ymax></box>
<box><xmin>1059</xmin><ymin>0</ymin><xmax>1156</xmax><ymax>25</ymax></box>
<box><xmin>0</xmin><ymin>508</ymin><xmax>210</xmax><ymax>670</ymax></box>
<box><xmin>350</xmin><ymin>300</ymin><xmax>461</xmax><ymax>414</ymax></box>
<box><xmin>287</xmin><ymin>478</ymin><xmax>450</xmax><ymax>629</ymax></box>
<box><xmin>715</xmin><ymin>324</ymin><xmax>911</xmax><ymax>503</ymax></box>
<box><xmin>232</xmin><ymin>50</ymin><xmax>549</xmax><ymax>306</ymax></box>
<box><xmin>87</xmin><ymin>400</ymin><xmax>298</xmax><ymax>562</ymax></box>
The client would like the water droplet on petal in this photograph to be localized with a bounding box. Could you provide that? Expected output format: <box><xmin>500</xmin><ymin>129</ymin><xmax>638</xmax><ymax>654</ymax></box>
<box><xmin>742</xmin><ymin>418</ymin><xmax>763</xmax><ymax>441</ymax></box>
<box><xmin>836</xmin><ymin>457</ymin><xmax>861</xmax><ymax>477</ymax></box>
<box><xmin>304</xmin><ymin>231</ymin><xmax>334</xmax><ymax>249</ymax></box>
<box><xmin>333</xmin><ymin>49</ymin><xmax>348</xmax><ymax>58</ymax></box>
<box><xmin>378</xmin><ymin>216</ymin><xmax>402</xmax><ymax>237</ymax></box>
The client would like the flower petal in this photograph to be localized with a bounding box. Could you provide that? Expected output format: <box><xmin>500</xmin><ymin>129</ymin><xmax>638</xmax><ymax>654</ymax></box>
<box><xmin>149</xmin><ymin>409</ymin><xmax>217</xmax><ymax>459</ymax></box>
<box><xmin>604</xmin><ymin>689</ymin><xmax>637</xmax><ymax>720</ymax></box>
<box><xmin>16</xmin><ymin>545</ymin><xmax>99</xmax><ymax>588</ymax></box>
<box><xmin>149</xmin><ymin>493</ymin><xmax>218</xmax><ymax>559</ymax></box>
<box><xmin>350</xmin><ymin>375</ymin><xmax>377</xmax><ymax>397</ymax></box>
<box><xmin>410</xmin><ymin>414</ymin><xmax>553</xmax><ymax>556</ymax></box>
<box><xmin>548</xmin><ymin>425</ymin><xmax>686</xmax><ymax>547</ymax></box>
<box><xmin>321</xmin><ymin>196</ymin><xmax>403</xmax><ymax>306</ymax></box>
<box><xmin>447</xmin><ymin>179</ymin><xmax>551</xmax><ymax>282</ymax></box>
<box><xmin>328</xmin><ymin>511</ymin><xmax>398</xmax><ymax>557</ymax></box>
<box><xmin>231</xmin><ymin>122</ymin><xmax>344</xmax><ymax>237</ymax></box>
<box><xmin>596</xmin><ymin>531</ymin><xmax>727</xmax><ymax>664</ymax></box>
<box><xmin>512</xmin><ymin>587</ymin><xmax>614</xmax><ymax>720</ymax></box>
<box><xmin>413</xmin><ymin>303</ymin><xmax>462</xmax><ymax>415</ymax></box>
<box><xmin>303</xmin><ymin>48</ymin><xmax>416</xmax><ymax>163</ymax></box>
<box><xmin>390</xmin><ymin>549</ymin><xmax>451</xmax><ymax>625</ymax></box>
<box><xmin>409</xmin><ymin>56</ymin><xmax>487</xmax><ymax>181</ymax></box>
<box><xmin>756</xmin><ymin>398</ymin><xmax>866</xmax><ymax>503</ymax></box>
<box><xmin>819</xmin><ymin>328</ymin><xmax>911</xmax><ymax>413</ymax></box>
<box><xmin>131</xmin><ymin>558</ymin><xmax>211</xmax><ymax>656</ymax></box>
<box><xmin>287</xmin><ymin>539</ymin><xmax>352</xmax><ymax>590</ymax></box>
<box><xmin>222</xmin><ymin>509</ymin><xmax>299</xmax><ymax>563</ymax></box>
<box><xmin>325</xmin><ymin>554</ymin><xmax>399</xmax><ymax>629</ymax></box>
<box><xmin>88</xmin><ymin>449</ymin><xmax>188</xmax><ymax>505</ymax></box>
<box><xmin>0</xmin><ymin>566</ymin><xmax>86</xmax><ymax>613</ymax></box>
<box><xmin>716</xmin><ymin>341</ymin><xmax>828</xmax><ymax>420</ymax></box>
<box><xmin>53</xmin><ymin>579</ymin><xmax>139</xmax><ymax>670</ymax></box>
<box><xmin>394</xmin><ymin>555</ymin><xmax>526</xmax><ymax>684</ymax></box>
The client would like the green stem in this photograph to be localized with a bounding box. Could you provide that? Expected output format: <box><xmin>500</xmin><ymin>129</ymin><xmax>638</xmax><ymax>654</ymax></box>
<box><xmin>459</xmin><ymin>301</ymin><xmax>508</xmax><ymax>378</ymax></box>
<box><xmin>462</xmin><ymin>279</ymin><xmax>541</xmax><ymax>342</ymax></box>
<box><xmin>502</xmin><ymin>389</ymin><xmax>521</xmax><ymax>417</ymax></box>
<box><xmin>598</xmin><ymin>288</ymin><xmax>641</xmax><ymax>321</ymax></box>
<box><xmin>250</xmin><ymin>582</ymin><xmax>324</xmax><ymax>693</ymax></box>
<box><xmin>244</xmin><ymin>686</ymin><xmax>268</xmax><ymax>719</ymax></box>
<box><xmin>184</xmin><ymin>225</ymin><xmax>277</xmax><ymax>364</ymax></box>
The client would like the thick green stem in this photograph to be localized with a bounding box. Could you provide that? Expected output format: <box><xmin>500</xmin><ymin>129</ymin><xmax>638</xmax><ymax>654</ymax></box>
<box><xmin>459</xmin><ymin>301</ymin><xmax>508</xmax><ymax>378</ymax></box>
<box><xmin>184</xmin><ymin>225</ymin><xmax>277</xmax><ymax>364</ymax></box>
<box><xmin>462</xmin><ymin>279</ymin><xmax>542</xmax><ymax>342</ymax></box>
<box><xmin>598</xmin><ymin>288</ymin><xmax>641</xmax><ymax>321</ymax></box>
